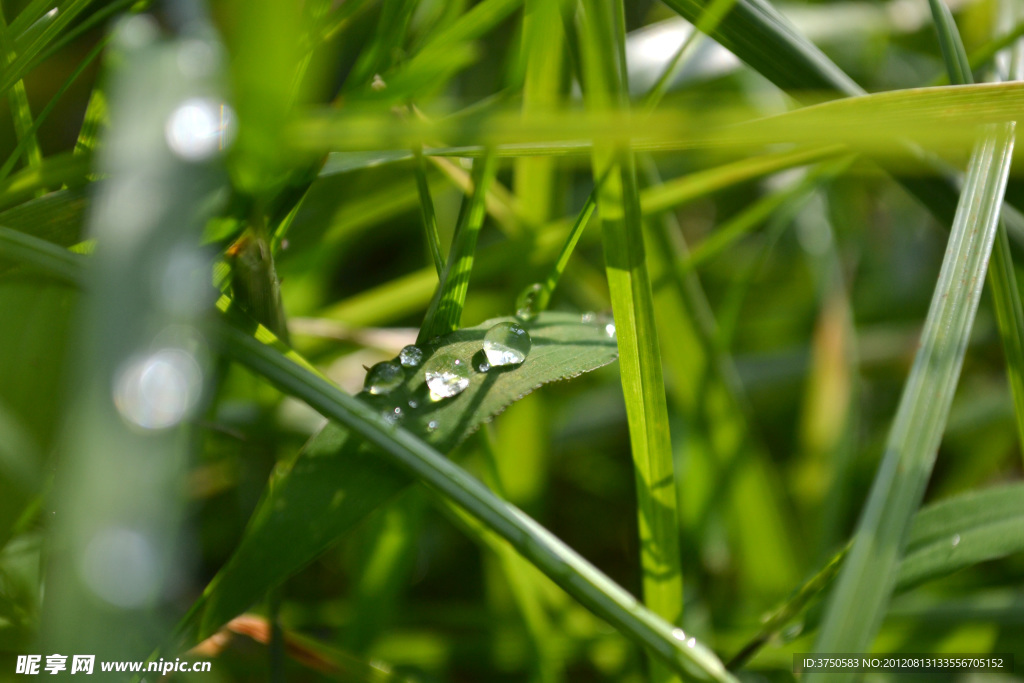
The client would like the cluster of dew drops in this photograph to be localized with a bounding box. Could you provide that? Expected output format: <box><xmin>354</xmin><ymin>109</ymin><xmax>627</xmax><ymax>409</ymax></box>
<box><xmin>361</xmin><ymin>283</ymin><xmax>616</xmax><ymax>431</ymax></box>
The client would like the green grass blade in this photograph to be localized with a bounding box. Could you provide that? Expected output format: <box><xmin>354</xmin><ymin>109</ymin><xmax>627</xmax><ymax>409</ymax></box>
<box><xmin>578</xmin><ymin>3</ymin><xmax>683</xmax><ymax>682</ymax></box>
<box><xmin>418</xmin><ymin>151</ymin><xmax>496</xmax><ymax>341</ymax></box>
<box><xmin>928</xmin><ymin>0</ymin><xmax>972</xmax><ymax>84</ymax></box>
<box><xmin>0</xmin><ymin>6</ymin><xmax>41</xmax><ymax>172</ymax></box>
<box><xmin>0</xmin><ymin>36</ymin><xmax>108</xmax><ymax>182</ymax></box>
<box><xmin>413</xmin><ymin>146</ymin><xmax>444</xmax><ymax>276</ymax></box>
<box><xmin>812</xmin><ymin>122</ymin><xmax>1016</xmax><ymax>663</ymax></box>
<box><xmin>923</xmin><ymin>0</ymin><xmax>1024</xmax><ymax>464</ymax></box>
<box><xmin>75</xmin><ymin>87</ymin><xmax>108</xmax><ymax>157</ymax></box>
<box><xmin>0</xmin><ymin>226</ymin><xmax>83</xmax><ymax>284</ymax></box>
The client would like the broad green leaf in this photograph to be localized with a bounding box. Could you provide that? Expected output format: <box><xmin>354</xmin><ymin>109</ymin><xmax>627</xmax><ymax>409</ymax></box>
<box><xmin>202</xmin><ymin>314</ymin><xmax>734</xmax><ymax>681</ymax></box>
<box><xmin>193</xmin><ymin>311</ymin><xmax>618</xmax><ymax>639</ymax></box>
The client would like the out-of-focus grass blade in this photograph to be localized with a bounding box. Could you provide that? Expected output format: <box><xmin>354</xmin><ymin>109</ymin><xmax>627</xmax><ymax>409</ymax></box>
<box><xmin>928</xmin><ymin>0</ymin><xmax>972</xmax><ymax>84</ymax></box>
<box><xmin>812</xmin><ymin>120</ymin><xmax>1016</xmax><ymax>665</ymax></box>
<box><xmin>578</xmin><ymin>4</ymin><xmax>683</xmax><ymax>683</ymax></box>
<box><xmin>317</xmin><ymin>147</ymin><xmax>836</xmax><ymax>328</ymax></box>
<box><xmin>293</xmin><ymin>83</ymin><xmax>1024</xmax><ymax>156</ymax></box>
<box><xmin>41</xmin><ymin>22</ymin><xmax>224</xmax><ymax>663</ymax></box>
<box><xmin>198</xmin><ymin>314</ymin><xmax>733</xmax><ymax>682</ymax></box>
<box><xmin>0</xmin><ymin>225</ymin><xmax>83</xmax><ymax>283</ymax></box>
<box><xmin>418</xmin><ymin>151</ymin><xmax>496</xmax><ymax>341</ymax></box>
<box><xmin>0</xmin><ymin>188</ymin><xmax>87</xmax><ymax>248</ymax></box>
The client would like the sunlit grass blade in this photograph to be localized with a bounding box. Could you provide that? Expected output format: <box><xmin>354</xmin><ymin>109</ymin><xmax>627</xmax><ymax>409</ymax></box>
<box><xmin>0</xmin><ymin>0</ymin><xmax>99</xmax><ymax>95</ymax></box>
<box><xmin>418</xmin><ymin>151</ymin><xmax>496</xmax><ymax>341</ymax></box>
<box><xmin>0</xmin><ymin>36</ymin><xmax>108</xmax><ymax>182</ymax></box>
<box><xmin>0</xmin><ymin>6</ymin><xmax>41</xmax><ymax>172</ymax></box>
<box><xmin>74</xmin><ymin>87</ymin><xmax>107</xmax><ymax>157</ymax></box>
<box><xmin>0</xmin><ymin>152</ymin><xmax>90</xmax><ymax>211</ymax></box>
<box><xmin>578</xmin><ymin>3</ymin><xmax>683</xmax><ymax>682</ymax></box>
<box><xmin>812</xmin><ymin>122</ymin><xmax>1016</xmax><ymax>665</ymax></box>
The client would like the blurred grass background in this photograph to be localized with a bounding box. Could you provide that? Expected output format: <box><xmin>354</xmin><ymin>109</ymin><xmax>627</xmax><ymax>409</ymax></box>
<box><xmin>0</xmin><ymin>0</ymin><xmax>1023</xmax><ymax>681</ymax></box>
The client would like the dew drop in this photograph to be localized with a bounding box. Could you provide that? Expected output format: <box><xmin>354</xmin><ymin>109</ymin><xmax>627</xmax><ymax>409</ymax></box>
<box><xmin>483</xmin><ymin>322</ymin><xmax>532</xmax><ymax>367</ymax></box>
<box><xmin>686</xmin><ymin>637</ymin><xmax>696</xmax><ymax>649</ymax></box>
<box><xmin>671</xmin><ymin>628</ymin><xmax>686</xmax><ymax>641</ymax></box>
<box><xmin>424</xmin><ymin>354</ymin><xmax>471</xmax><ymax>400</ymax></box>
<box><xmin>951</xmin><ymin>533</ymin><xmax>961</xmax><ymax>548</ymax></box>
<box><xmin>364</xmin><ymin>360</ymin><xmax>404</xmax><ymax>395</ymax></box>
<box><xmin>165</xmin><ymin>98</ymin><xmax>236</xmax><ymax>161</ymax></box>
<box><xmin>382</xmin><ymin>406</ymin><xmax>403</xmax><ymax>425</ymax></box>
<box><xmin>605</xmin><ymin>322</ymin><xmax>616</xmax><ymax>339</ymax></box>
<box><xmin>407</xmin><ymin>398</ymin><xmax>419</xmax><ymax>409</ymax></box>
<box><xmin>515</xmin><ymin>283</ymin><xmax>543</xmax><ymax>321</ymax></box>
<box><xmin>427</xmin><ymin>420</ymin><xmax>439</xmax><ymax>432</ymax></box>
<box><xmin>476</xmin><ymin>359</ymin><xmax>491</xmax><ymax>373</ymax></box>
<box><xmin>399</xmin><ymin>344</ymin><xmax>424</xmax><ymax>368</ymax></box>
<box><xmin>581</xmin><ymin>312</ymin><xmax>596</xmax><ymax>323</ymax></box>
<box><xmin>113</xmin><ymin>347</ymin><xmax>203</xmax><ymax>430</ymax></box>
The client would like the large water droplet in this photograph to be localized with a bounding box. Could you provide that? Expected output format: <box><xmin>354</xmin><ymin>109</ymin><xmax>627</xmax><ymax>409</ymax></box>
<box><xmin>364</xmin><ymin>360</ymin><xmax>403</xmax><ymax>395</ymax></box>
<box><xmin>424</xmin><ymin>354</ymin><xmax>471</xmax><ymax>400</ymax></box>
<box><xmin>165</xmin><ymin>98</ymin><xmax>236</xmax><ymax>161</ymax></box>
<box><xmin>113</xmin><ymin>347</ymin><xmax>203</xmax><ymax>430</ymax></box>
<box><xmin>399</xmin><ymin>345</ymin><xmax>424</xmax><ymax>368</ymax></box>
<box><xmin>515</xmin><ymin>283</ymin><xmax>543</xmax><ymax>321</ymax></box>
<box><xmin>483</xmin><ymin>322</ymin><xmax>531</xmax><ymax>367</ymax></box>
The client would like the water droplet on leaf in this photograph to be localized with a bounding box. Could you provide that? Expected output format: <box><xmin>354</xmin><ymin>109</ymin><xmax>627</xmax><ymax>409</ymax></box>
<box><xmin>515</xmin><ymin>283</ymin><xmax>543</xmax><ymax>321</ymax></box>
<box><xmin>364</xmin><ymin>360</ymin><xmax>404</xmax><ymax>395</ymax></box>
<box><xmin>951</xmin><ymin>533</ymin><xmax>961</xmax><ymax>548</ymax></box>
<box><xmin>581</xmin><ymin>312</ymin><xmax>596</xmax><ymax>323</ymax></box>
<box><xmin>424</xmin><ymin>353</ymin><xmax>471</xmax><ymax>400</ymax></box>
<box><xmin>605</xmin><ymin>322</ymin><xmax>616</xmax><ymax>339</ymax></box>
<box><xmin>427</xmin><ymin>420</ymin><xmax>439</xmax><ymax>432</ymax></box>
<box><xmin>165</xmin><ymin>98</ymin><xmax>236</xmax><ymax>161</ymax></box>
<box><xmin>382</xmin><ymin>406</ymin><xmax>403</xmax><ymax>425</ymax></box>
<box><xmin>399</xmin><ymin>345</ymin><xmax>424</xmax><ymax>368</ymax></box>
<box><xmin>483</xmin><ymin>322</ymin><xmax>531</xmax><ymax>367</ymax></box>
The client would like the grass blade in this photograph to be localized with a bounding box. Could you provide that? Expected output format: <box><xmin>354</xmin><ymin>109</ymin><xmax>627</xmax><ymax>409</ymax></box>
<box><xmin>812</xmin><ymin>122</ymin><xmax>1016</xmax><ymax>663</ymax></box>
<box><xmin>418</xmin><ymin>151</ymin><xmax>496</xmax><ymax>341</ymax></box>
<box><xmin>578</xmin><ymin>3</ymin><xmax>683</xmax><ymax>682</ymax></box>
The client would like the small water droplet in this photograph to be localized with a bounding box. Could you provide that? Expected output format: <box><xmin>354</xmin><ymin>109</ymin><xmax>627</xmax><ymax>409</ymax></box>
<box><xmin>605</xmin><ymin>322</ymin><xmax>616</xmax><ymax>339</ymax></box>
<box><xmin>364</xmin><ymin>360</ymin><xmax>404</xmax><ymax>395</ymax></box>
<box><xmin>581</xmin><ymin>312</ymin><xmax>596</xmax><ymax>323</ymax></box>
<box><xmin>382</xmin><ymin>406</ymin><xmax>403</xmax><ymax>425</ymax></box>
<box><xmin>686</xmin><ymin>637</ymin><xmax>696</xmax><ymax>649</ymax></box>
<box><xmin>407</xmin><ymin>398</ymin><xmax>419</xmax><ymax>409</ymax></box>
<box><xmin>424</xmin><ymin>354</ymin><xmax>471</xmax><ymax>400</ymax></box>
<box><xmin>399</xmin><ymin>345</ymin><xmax>424</xmax><ymax>368</ymax></box>
<box><xmin>427</xmin><ymin>420</ymin><xmax>439</xmax><ymax>432</ymax></box>
<box><xmin>951</xmin><ymin>533</ymin><xmax>961</xmax><ymax>548</ymax></box>
<box><xmin>671</xmin><ymin>628</ymin><xmax>686</xmax><ymax>641</ymax></box>
<box><xmin>476</xmin><ymin>359</ymin><xmax>491</xmax><ymax>372</ymax></box>
<box><xmin>371</xmin><ymin>74</ymin><xmax>387</xmax><ymax>91</ymax></box>
<box><xmin>165</xmin><ymin>98</ymin><xmax>236</xmax><ymax>161</ymax></box>
<box><xmin>483</xmin><ymin>322</ymin><xmax>532</xmax><ymax>367</ymax></box>
<box><xmin>515</xmin><ymin>283</ymin><xmax>543</xmax><ymax>321</ymax></box>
